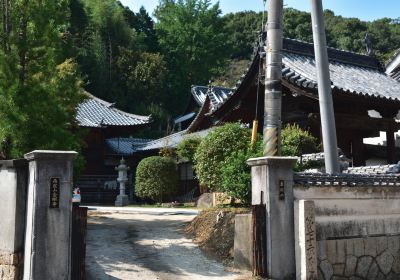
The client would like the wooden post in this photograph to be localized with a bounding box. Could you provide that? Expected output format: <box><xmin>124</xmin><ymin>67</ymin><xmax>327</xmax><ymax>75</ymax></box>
<box><xmin>386</xmin><ymin>125</ymin><xmax>396</xmax><ymax>164</ymax></box>
<box><xmin>351</xmin><ymin>136</ymin><xmax>366</xmax><ymax>167</ymax></box>
<box><xmin>71</xmin><ymin>206</ymin><xmax>88</xmax><ymax>280</ymax></box>
<box><xmin>252</xmin><ymin>201</ymin><xmax>267</xmax><ymax>277</ymax></box>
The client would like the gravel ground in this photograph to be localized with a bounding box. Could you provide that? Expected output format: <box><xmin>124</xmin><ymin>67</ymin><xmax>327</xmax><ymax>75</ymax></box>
<box><xmin>86</xmin><ymin>210</ymin><xmax>250</xmax><ymax>280</ymax></box>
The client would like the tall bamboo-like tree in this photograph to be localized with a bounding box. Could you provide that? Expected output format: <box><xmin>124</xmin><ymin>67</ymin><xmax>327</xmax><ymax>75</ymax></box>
<box><xmin>0</xmin><ymin>0</ymin><xmax>85</xmax><ymax>161</ymax></box>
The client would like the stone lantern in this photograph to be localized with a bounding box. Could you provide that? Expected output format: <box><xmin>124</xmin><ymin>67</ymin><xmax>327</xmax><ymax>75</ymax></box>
<box><xmin>115</xmin><ymin>157</ymin><xmax>130</xmax><ymax>206</ymax></box>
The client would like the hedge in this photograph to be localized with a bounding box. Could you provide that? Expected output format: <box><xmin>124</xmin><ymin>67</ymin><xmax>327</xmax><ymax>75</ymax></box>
<box><xmin>135</xmin><ymin>156</ymin><xmax>178</xmax><ymax>202</ymax></box>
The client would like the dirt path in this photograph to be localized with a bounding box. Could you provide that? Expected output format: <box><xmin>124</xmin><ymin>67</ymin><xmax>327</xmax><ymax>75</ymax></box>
<box><xmin>86</xmin><ymin>210</ymin><xmax>249</xmax><ymax>280</ymax></box>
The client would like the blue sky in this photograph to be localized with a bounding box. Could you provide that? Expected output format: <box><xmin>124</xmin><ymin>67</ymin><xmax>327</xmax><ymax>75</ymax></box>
<box><xmin>119</xmin><ymin>0</ymin><xmax>400</xmax><ymax>22</ymax></box>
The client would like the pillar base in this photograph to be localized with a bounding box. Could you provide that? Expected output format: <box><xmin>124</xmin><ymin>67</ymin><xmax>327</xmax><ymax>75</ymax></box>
<box><xmin>115</xmin><ymin>194</ymin><xmax>129</xmax><ymax>206</ymax></box>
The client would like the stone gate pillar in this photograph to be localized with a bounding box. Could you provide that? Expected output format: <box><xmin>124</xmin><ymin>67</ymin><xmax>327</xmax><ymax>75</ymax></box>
<box><xmin>23</xmin><ymin>151</ymin><xmax>77</xmax><ymax>280</ymax></box>
<box><xmin>248</xmin><ymin>156</ymin><xmax>297</xmax><ymax>280</ymax></box>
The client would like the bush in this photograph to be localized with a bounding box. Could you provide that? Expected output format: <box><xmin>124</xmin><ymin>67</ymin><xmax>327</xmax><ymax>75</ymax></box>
<box><xmin>219</xmin><ymin>125</ymin><xmax>319</xmax><ymax>205</ymax></box>
<box><xmin>194</xmin><ymin>123</ymin><xmax>251</xmax><ymax>191</ymax></box>
<box><xmin>176</xmin><ymin>136</ymin><xmax>202</xmax><ymax>162</ymax></box>
<box><xmin>281</xmin><ymin>124</ymin><xmax>319</xmax><ymax>156</ymax></box>
<box><xmin>135</xmin><ymin>156</ymin><xmax>178</xmax><ymax>202</ymax></box>
<box><xmin>159</xmin><ymin>147</ymin><xmax>176</xmax><ymax>158</ymax></box>
<box><xmin>221</xmin><ymin>141</ymin><xmax>262</xmax><ymax>205</ymax></box>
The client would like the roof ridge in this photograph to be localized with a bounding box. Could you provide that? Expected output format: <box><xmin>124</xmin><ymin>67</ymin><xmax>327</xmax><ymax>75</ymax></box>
<box><xmin>283</xmin><ymin>37</ymin><xmax>369</xmax><ymax>58</ymax></box>
<box><xmin>144</xmin><ymin>130</ymin><xmax>188</xmax><ymax>145</ymax></box>
<box><xmin>282</xmin><ymin>37</ymin><xmax>383</xmax><ymax>70</ymax></box>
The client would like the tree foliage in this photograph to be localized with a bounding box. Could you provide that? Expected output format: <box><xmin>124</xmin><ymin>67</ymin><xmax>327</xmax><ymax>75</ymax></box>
<box><xmin>281</xmin><ymin>124</ymin><xmax>319</xmax><ymax>156</ymax></box>
<box><xmin>155</xmin><ymin>0</ymin><xmax>230</xmax><ymax>114</ymax></box>
<box><xmin>197</xmin><ymin>124</ymin><xmax>318</xmax><ymax>205</ymax></box>
<box><xmin>194</xmin><ymin>123</ymin><xmax>250</xmax><ymax>191</ymax></box>
<box><xmin>222</xmin><ymin>8</ymin><xmax>400</xmax><ymax>62</ymax></box>
<box><xmin>176</xmin><ymin>136</ymin><xmax>202</xmax><ymax>162</ymax></box>
<box><xmin>0</xmin><ymin>0</ymin><xmax>85</xmax><ymax>164</ymax></box>
<box><xmin>135</xmin><ymin>156</ymin><xmax>178</xmax><ymax>202</ymax></box>
<box><xmin>220</xmin><ymin>140</ymin><xmax>262</xmax><ymax>205</ymax></box>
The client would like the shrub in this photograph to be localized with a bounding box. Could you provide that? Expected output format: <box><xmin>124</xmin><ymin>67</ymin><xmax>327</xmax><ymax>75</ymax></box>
<box><xmin>159</xmin><ymin>147</ymin><xmax>176</xmax><ymax>158</ymax></box>
<box><xmin>194</xmin><ymin>123</ymin><xmax>251</xmax><ymax>191</ymax></box>
<box><xmin>220</xmin><ymin>125</ymin><xmax>319</xmax><ymax>205</ymax></box>
<box><xmin>176</xmin><ymin>136</ymin><xmax>202</xmax><ymax>162</ymax></box>
<box><xmin>281</xmin><ymin>124</ymin><xmax>319</xmax><ymax>156</ymax></box>
<box><xmin>135</xmin><ymin>156</ymin><xmax>178</xmax><ymax>202</ymax></box>
<box><xmin>221</xmin><ymin>141</ymin><xmax>262</xmax><ymax>205</ymax></box>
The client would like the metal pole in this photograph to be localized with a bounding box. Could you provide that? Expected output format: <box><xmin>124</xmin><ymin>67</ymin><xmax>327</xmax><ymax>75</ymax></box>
<box><xmin>263</xmin><ymin>0</ymin><xmax>283</xmax><ymax>156</ymax></box>
<box><xmin>310</xmin><ymin>0</ymin><xmax>340</xmax><ymax>174</ymax></box>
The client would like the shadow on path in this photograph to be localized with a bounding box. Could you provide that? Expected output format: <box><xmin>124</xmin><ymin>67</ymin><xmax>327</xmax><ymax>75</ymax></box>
<box><xmin>85</xmin><ymin>211</ymin><xmax>243</xmax><ymax>280</ymax></box>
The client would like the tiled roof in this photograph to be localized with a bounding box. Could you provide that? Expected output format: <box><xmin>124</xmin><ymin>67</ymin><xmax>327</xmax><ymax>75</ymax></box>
<box><xmin>391</xmin><ymin>71</ymin><xmax>400</xmax><ymax>82</ymax></box>
<box><xmin>136</xmin><ymin>129</ymin><xmax>212</xmax><ymax>151</ymax></box>
<box><xmin>301</xmin><ymin>151</ymin><xmax>400</xmax><ymax>175</ymax></box>
<box><xmin>281</xmin><ymin>38</ymin><xmax>400</xmax><ymax>101</ymax></box>
<box><xmin>76</xmin><ymin>93</ymin><xmax>151</xmax><ymax>128</ymax></box>
<box><xmin>174</xmin><ymin>112</ymin><xmax>196</xmax><ymax>124</ymax></box>
<box><xmin>191</xmin><ymin>85</ymin><xmax>234</xmax><ymax>111</ymax></box>
<box><xmin>191</xmin><ymin>37</ymin><xmax>400</xmax><ymax>120</ymax></box>
<box><xmin>386</xmin><ymin>49</ymin><xmax>400</xmax><ymax>82</ymax></box>
<box><xmin>344</xmin><ymin>163</ymin><xmax>400</xmax><ymax>175</ymax></box>
<box><xmin>105</xmin><ymin>138</ymin><xmax>153</xmax><ymax>155</ymax></box>
<box><xmin>300</xmin><ymin>150</ymin><xmax>351</xmax><ymax>164</ymax></box>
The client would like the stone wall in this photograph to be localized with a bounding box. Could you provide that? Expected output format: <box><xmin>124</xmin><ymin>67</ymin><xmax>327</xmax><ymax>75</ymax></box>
<box><xmin>294</xmin><ymin>185</ymin><xmax>400</xmax><ymax>280</ymax></box>
<box><xmin>318</xmin><ymin>236</ymin><xmax>400</xmax><ymax>279</ymax></box>
<box><xmin>0</xmin><ymin>253</ymin><xmax>23</xmax><ymax>280</ymax></box>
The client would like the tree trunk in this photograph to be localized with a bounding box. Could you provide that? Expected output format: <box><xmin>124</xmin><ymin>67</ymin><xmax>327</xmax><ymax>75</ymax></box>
<box><xmin>18</xmin><ymin>1</ymin><xmax>28</xmax><ymax>88</ymax></box>
<box><xmin>2</xmin><ymin>0</ymin><xmax>11</xmax><ymax>52</ymax></box>
<box><xmin>108</xmin><ymin>33</ymin><xmax>112</xmax><ymax>82</ymax></box>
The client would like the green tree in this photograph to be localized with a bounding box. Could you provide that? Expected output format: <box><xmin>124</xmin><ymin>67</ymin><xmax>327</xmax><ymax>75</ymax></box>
<box><xmin>0</xmin><ymin>0</ymin><xmax>85</xmax><ymax>162</ymax></box>
<box><xmin>223</xmin><ymin>11</ymin><xmax>263</xmax><ymax>59</ymax></box>
<box><xmin>122</xmin><ymin>6</ymin><xmax>159</xmax><ymax>52</ymax></box>
<box><xmin>115</xmin><ymin>48</ymin><xmax>167</xmax><ymax>113</ymax></box>
<box><xmin>155</xmin><ymin>0</ymin><xmax>230</xmax><ymax>114</ymax></box>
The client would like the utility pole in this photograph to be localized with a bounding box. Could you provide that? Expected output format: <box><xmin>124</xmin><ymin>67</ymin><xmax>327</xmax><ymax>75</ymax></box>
<box><xmin>310</xmin><ymin>0</ymin><xmax>340</xmax><ymax>174</ymax></box>
<box><xmin>263</xmin><ymin>0</ymin><xmax>283</xmax><ymax>156</ymax></box>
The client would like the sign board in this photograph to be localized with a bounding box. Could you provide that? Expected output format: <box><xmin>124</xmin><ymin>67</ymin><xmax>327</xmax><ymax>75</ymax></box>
<box><xmin>49</xmin><ymin>177</ymin><xmax>60</xmax><ymax>208</ymax></box>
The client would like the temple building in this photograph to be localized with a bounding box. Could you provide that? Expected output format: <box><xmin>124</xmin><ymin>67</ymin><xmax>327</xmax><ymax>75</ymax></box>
<box><xmin>182</xmin><ymin>37</ymin><xmax>400</xmax><ymax>166</ymax></box>
<box><xmin>91</xmin><ymin>36</ymin><xmax>400</xmax><ymax>203</ymax></box>
<box><xmin>76</xmin><ymin>93</ymin><xmax>151</xmax><ymax>203</ymax></box>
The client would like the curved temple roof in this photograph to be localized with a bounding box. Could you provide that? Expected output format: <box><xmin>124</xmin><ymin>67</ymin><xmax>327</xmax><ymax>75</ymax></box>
<box><xmin>191</xmin><ymin>85</ymin><xmax>234</xmax><ymax>110</ymax></box>
<box><xmin>281</xmin><ymin>39</ymin><xmax>400</xmax><ymax>101</ymax></box>
<box><xmin>386</xmin><ymin>49</ymin><xmax>400</xmax><ymax>82</ymax></box>
<box><xmin>190</xmin><ymin>37</ymin><xmax>400</xmax><ymax>118</ymax></box>
<box><xmin>76</xmin><ymin>93</ymin><xmax>151</xmax><ymax>128</ymax></box>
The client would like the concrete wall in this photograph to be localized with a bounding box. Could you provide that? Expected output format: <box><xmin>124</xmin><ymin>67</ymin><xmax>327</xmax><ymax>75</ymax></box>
<box><xmin>234</xmin><ymin>214</ymin><xmax>253</xmax><ymax>270</ymax></box>
<box><xmin>294</xmin><ymin>185</ymin><xmax>400</xmax><ymax>280</ymax></box>
<box><xmin>0</xmin><ymin>160</ymin><xmax>28</xmax><ymax>280</ymax></box>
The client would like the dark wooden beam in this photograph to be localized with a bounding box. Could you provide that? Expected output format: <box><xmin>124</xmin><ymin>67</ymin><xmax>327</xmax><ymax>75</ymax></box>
<box><xmin>282</xmin><ymin>80</ymin><xmax>319</xmax><ymax>101</ymax></box>
<box><xmin>386</xmin><ymin>124</ymin><xmax>396</xmax><ymax>164</ymax></box>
